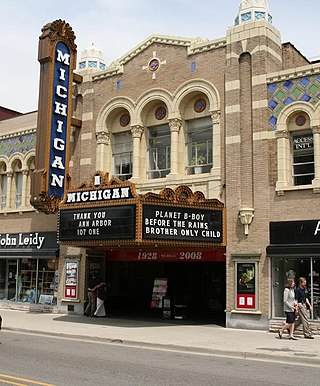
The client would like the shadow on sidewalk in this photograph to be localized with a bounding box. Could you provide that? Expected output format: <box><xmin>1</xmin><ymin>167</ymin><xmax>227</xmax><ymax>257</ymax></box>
<box><xmin>51</xmin><ymin>312</ymin><xmax>225</xmax><ymax>328</ymax></box>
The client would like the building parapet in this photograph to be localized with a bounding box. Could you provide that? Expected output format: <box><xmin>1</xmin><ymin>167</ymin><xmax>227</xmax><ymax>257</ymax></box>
<box><xmin>92</xmin><ymin>34</ymin><xmax>226</xmax><ymax>82</ymax></box>
<box><xmin>267</xmin><ymin>63</ymin><xmax>320</xmax><ymax>83</ymax></box>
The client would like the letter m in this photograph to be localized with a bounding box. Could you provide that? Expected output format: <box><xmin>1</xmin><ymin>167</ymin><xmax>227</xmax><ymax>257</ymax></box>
<box><xmin>56</xmin><ymin>50</ymin><xmax>70</xmax><ymax>65</ymax></box>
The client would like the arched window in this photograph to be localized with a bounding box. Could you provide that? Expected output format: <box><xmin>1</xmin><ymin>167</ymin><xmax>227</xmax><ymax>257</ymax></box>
<box><xmin>292</xmin><ymin>130</ymin><xmax>314</xmax><ymax>186</ymax></box>
<box><xmin>147</xmin><ymin>123</ymin><xmax>171</xmax><ymax>179</ymax></box>
<box><xmin>12</xmin><ymin>160</ymin><xmax>23</xmax><ymax>209</ymax></box>
<box><xmin>26</xmin><ymin>156</ymin><xmax>35</xmax><ymax>206</ymax></box>
<box><xmin>186</xmin><ymin>116</ymin><xmax>212</xmax><ymax>174</ymax></box>
<box><xmin>0</xmin><ymin>162</ymin><xmax>7</xmax><ymax>210</ymax></box>
<box><xmin>276</xmin><ymin>111</ymin><xmax>319</xmax><ymax>194</ymax></box>
<box><xmin>112</xmin><ymin>132</ymin><xmax>133</xmax><ymax>180</ymax></box>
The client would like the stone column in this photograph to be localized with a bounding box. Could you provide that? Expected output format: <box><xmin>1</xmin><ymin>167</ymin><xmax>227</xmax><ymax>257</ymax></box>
<box><xmin>211</xmin><ymin>110</ymin><xmax>221</xmax><ymax>177</ymax></box>
<box><xmin>20</xmin><ymin>169</ymin><xmax>29</xmax><ymax>209</ymax></box>
<box><xmin>275</xmin><ymin>129</ymin><xmax>290</xmax><ymax>194</ymax></box>
<box><xmin>5</xmin><ymin>171</ymin><xmax>13</xmax><ymax>210</ymax></box>
<box><xmin>130</xmin><ymin>125</ymin><xmax>144</xmax><ymax>180</ymax></box>
<box><xmin>168</xmin><ymin>118</ymin><xmax>182</xmax><ymax>175</ymax></box>
<box><xmin>312</xmin><ymin>125</ymin><xmax>320</xmax><ymax>192</ymax></box>
<box><xmin>96</xmin><ymin>131</ymin><xmax>110</xmax><ymax>172</ymax></box>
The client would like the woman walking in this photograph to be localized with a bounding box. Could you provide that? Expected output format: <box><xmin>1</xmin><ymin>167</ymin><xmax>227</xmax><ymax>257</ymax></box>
<box><xmin>278</xmin><ymin>279</ymin><xmax>298</xmax><ymax>340</ymax></box>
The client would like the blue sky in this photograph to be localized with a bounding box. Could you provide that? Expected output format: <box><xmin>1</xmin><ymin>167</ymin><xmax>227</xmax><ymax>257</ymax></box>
<box><xmin>1</xmin><ymin>0</ymin><xmax>319</xmax><ymax>113</ymax></box>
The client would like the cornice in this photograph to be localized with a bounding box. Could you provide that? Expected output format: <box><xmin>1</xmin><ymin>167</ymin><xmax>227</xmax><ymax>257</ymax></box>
<box><xmin>267</xmin><ymin>63</ymin><xmax>320</xmax><ymax>83</ymax></box>
<box><xmin>0</xmin><ymin>128</ymin><xmax>36</xmax><ymax>141</ymax></box>
<box><xmin>92</xmin><ymin>63</ymin><xmax>124</xmax><ymax>81</ymax></box>
<box><xmin>188</xmin><ymin>37</ymin><xmax>226</xmax><ymax>55</ymax></box>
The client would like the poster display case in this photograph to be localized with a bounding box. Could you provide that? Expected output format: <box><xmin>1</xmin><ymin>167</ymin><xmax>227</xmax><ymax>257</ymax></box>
<box><xmin>236</xmin><ymin>262</ymin><xmax>257</xmax><ymax>310</ymax></box>
<box><xmin>151</xmin><ymin>278</ymin><xmax>168</xmax><ymax>309</ymax></box>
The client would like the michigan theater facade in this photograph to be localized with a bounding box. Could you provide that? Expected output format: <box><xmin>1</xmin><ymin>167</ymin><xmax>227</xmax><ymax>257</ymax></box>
<box><xmin>15</xmin><ymin>0</ymin><xmax>320</xmax><ymax>331</ymax></box>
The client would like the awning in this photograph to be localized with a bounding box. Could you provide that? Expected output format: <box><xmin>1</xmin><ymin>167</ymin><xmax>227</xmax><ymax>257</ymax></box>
<box><xmin>0</xmin><ymin>248</ymin><xmax>59</xmax><ymax>259</ymax></box>
<box><xmin>267</xmin><ymin>244</ymin><xmax>320</xmax><ymax>257</ymax></box>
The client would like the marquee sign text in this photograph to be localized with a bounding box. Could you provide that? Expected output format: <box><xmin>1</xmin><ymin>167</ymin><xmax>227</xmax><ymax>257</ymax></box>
<box><xmin>142</xmin><ymin>205</ymin><xmax>223</xmax><ymax>243</ymax></box>
<box><xmin>66</xmin><ymin>186</ymin><xmax>134</xmax><ymax>204</ymax></box>
<box><xmin>108</xmin><ymin>249</ymin><xmax>225</xmax><ymax>262</ymax></box>
<box><xmin>59</xmin><ymin>205</ymin><xmax>136</xmax><ymax>241</ymax></box>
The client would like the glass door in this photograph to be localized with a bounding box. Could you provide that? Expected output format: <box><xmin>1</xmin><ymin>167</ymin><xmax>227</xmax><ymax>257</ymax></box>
<box><xmin>6</xmin><ymin>259</ymin><xmax>18</xmax><ymax>301</ymax></box>
<box><xmin>311</xmin><ymin>258</ymin><xmax>320</xmax><ymax>320</ymax></box>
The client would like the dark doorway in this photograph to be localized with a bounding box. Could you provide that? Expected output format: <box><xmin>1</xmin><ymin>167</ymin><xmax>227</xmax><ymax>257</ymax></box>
<box><xmin>105</xmin><ymin>261</ymin><xmax>226</xmax><ymax>324</ymax></box>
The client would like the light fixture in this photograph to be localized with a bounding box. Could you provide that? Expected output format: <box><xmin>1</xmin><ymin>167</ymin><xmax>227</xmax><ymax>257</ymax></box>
<box><xmin>239</xmin><ymin>207</ymin><xmax>254</xmax><ymax>235</ymax></box>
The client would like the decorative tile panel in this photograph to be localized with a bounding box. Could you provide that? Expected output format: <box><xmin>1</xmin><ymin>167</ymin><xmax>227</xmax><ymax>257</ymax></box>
<box><xmin>241</xmin><ymin>12</ymin><xmax>252</xmax><ymax>22</ymax></box>
<box><xmin>268</xmin><ymin>75</ymin><xmax>320</xmax><ymax>129</ymax></box>
<box><xmin>0</xmin><ymin>133</ymin><xmax>36</xmax><ymax>156</ymax></box>
<box><xmin>88</xmin><ymin>60</ymin><xmax>97</xmax><ymax>68</ymax></box>
<box><xmin>255</xmin><ymin>11</ymin><xmax>265</xmax><ymax>20</ymax></box>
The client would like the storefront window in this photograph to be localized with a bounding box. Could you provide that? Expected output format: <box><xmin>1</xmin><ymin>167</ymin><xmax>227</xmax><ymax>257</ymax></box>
<box><xmin>0</xmin><ymin>258</ymin><xmax>58</xmax><ymax>304</ymax></box>
<box><xmin>19</xmin><ymin>259</ymin><xmax>37</xmax><ymax>302</ymax></box>
<box><xmin>272</xmin><ymin>257</ymin><xmax>320</xmax><ymax>321</ymax></box>
<box><xmin>0</xmin><ymin>260</ymin><xmax>5</xmax><ymax>299</ymax></box>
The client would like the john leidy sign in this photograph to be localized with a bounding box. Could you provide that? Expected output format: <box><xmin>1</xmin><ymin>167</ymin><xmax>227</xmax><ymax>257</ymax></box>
<box><xmin>142</xmin><ymin>205</ymin><xmax>223</xmax><ymax>243</ymax></box>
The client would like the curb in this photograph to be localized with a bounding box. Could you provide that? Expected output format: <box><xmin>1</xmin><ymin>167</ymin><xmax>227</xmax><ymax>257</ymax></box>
<box><xmin>3</xmin><ymin>327</ymin><xmax>320</xmax><ymax>367</ymax></box>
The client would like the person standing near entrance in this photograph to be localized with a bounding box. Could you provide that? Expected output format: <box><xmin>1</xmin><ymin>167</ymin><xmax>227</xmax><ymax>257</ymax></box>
<box><xmin>84</xmin><ymin>272</ymin><xmax>100</xmax><ymax>317</ymax></box>
<box><xmin>94</xmin><ymin>282</ymin><xmax>107</xmax><ymax>317</ymax></box>
<box><xmin>295</xmin><ymin>277</ymin><xmax>314</xmax><ymax>339</ymax></box>
<box><xmin>278</xmin><ymin>279</ymin><xmax>298</xmax><ymax>340</ymax></box>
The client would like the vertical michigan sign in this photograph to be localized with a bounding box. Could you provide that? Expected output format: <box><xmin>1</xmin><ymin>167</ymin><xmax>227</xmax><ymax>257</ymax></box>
<box><xmin>31</xmin><ymin>20</ymin><xmax>77</xmax><ymax>213</ymax></box>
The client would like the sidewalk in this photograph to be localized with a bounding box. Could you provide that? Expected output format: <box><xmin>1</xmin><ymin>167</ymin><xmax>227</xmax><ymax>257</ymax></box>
<box><xmin>1</xmin><ymin>309</ymin><xmax>319</xmax><ymax>366</ymax></box>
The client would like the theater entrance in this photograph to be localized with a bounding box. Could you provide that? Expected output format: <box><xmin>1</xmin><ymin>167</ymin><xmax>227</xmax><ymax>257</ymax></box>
<box><xmin>103</xmin><ymin>251</ymin><xmax>226</xmax><ymax>324</ymax></box>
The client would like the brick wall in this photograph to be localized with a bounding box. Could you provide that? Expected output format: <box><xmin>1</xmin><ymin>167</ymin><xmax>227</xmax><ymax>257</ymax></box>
<box><xmin>282</xmin><ymin>43</ymin><xmax>310</xmax><ymax>70</ymax></box>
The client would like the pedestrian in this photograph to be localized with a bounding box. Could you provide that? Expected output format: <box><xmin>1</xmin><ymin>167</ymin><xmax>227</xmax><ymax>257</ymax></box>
<box><xmin>278</xmin><ymin>279</ymin><xmax>298</xmax><ymax>340</ymax></box>
<box><xmin>0</xmin><ymin>314</ymin><xmax>2</xmax><ymax>330</ymax></box>
<box><xmin>294</xmin><ymin>277</ymin><xmax>314</xmax><ymax>339</ymax></box>
<box><xmin>93</xmin><ymin>282</ymin><xmax>107</xmax><ymax>317</ymax></box>
<box><xmin>84</xmin><ymin>272</ymin><xmax>100</xmax><ymax>317</ymax></box>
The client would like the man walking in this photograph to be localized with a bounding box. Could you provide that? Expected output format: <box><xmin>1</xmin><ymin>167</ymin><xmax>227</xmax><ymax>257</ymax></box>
<box><xmin>295</xmin><ymin>277</ymin><xmax>314</xmax><ymax>339</ymax></box>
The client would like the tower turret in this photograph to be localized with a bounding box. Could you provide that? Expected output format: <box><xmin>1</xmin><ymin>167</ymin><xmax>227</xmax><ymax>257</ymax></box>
<box><xmin>78</xmin><ymin>43</ymin><xmax>106</xmax><ymax>72</ymax></box>
<box><xmin>235</xmin><ymin>0</ymin><xmax>272</xmax><ymax>25</ymax></box>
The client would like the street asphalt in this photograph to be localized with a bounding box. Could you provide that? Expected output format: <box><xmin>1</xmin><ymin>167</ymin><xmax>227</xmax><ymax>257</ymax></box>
<box><xmin>1</xmin><ymin>308</ymin><xmax>319</xmax><ymax>366</ymax></box>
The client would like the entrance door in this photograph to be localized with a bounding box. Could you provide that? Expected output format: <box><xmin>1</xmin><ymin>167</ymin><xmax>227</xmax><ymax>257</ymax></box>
<box><xmin>106</xmin><ymin>260</ymin><xmax>226</xmax><ymax>323</ymax></box>
<box><xmin>6</xmin><ymin>259</ymin><xmax>18</xmax><ymax>301</ymax></box>
<box><xmin>311</xmin><ymin>259</ymin><xmax>320</xmax><ymax>320</ymax></box>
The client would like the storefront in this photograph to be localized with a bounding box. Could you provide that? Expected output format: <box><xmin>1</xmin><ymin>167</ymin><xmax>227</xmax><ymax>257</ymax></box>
<box><xmin>58</xmin><ymin>174</ymin><xmax>226</xmax><ymax>321</ymax></box>
<box><xmin>268</xmin><ymin>220</ymin><xmax>320</xmax><ymax>321</ymax></box>
<box><xmin>0</xmin><ymin>232</ymin><xmax>59</xmax><ymax>305</ymax></box>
